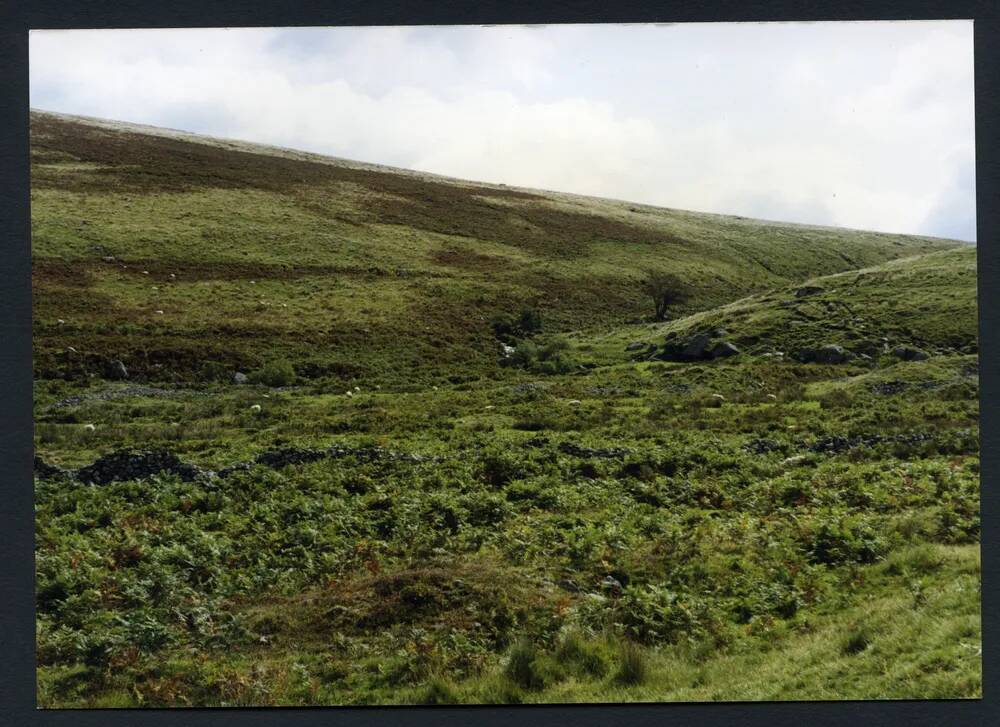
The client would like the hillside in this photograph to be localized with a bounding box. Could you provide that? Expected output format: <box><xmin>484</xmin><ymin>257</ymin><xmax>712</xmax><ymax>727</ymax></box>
<box><xmin>31</xmin><ymin>111</ymin><xmax>980</xmax><ymax>707</ymax></box>
<box><xmin>30</xmin><ymin>109</ymin><xmax>963</xmax><ymax>386</ymax></box>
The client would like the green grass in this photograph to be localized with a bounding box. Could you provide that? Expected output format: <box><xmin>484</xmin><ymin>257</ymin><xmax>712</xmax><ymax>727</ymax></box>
<box><xmin>32</xmin><ymin>110</ymin><xmax>980</xmax><ymax>706</ymax></box>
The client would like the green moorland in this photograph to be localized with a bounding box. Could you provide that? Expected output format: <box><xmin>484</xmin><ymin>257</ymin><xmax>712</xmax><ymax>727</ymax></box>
<box><xmin>32</xmin><ymin>110</ymin><xmax>980</xmax><ymax>706</ymax></box>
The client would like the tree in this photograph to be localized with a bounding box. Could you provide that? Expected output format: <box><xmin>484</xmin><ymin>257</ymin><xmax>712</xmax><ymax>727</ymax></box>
<box><xmin>642</xmin><ymin>271</ymin><xmax>690</xmax><ymax>321</ymax></box>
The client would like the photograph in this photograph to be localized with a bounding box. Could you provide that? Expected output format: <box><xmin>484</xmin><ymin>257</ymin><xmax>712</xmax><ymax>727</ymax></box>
<box><xmin>29</xmin><ymin>21</ymin><xmax>980</xmax><ymax>707</ymax></box>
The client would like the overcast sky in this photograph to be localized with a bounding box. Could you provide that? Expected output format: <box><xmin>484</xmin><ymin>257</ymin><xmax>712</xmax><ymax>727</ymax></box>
<box><xmin>30</xmin><ymin>22</ymin><xmax>976</xmax><ymax>241</ymax></box>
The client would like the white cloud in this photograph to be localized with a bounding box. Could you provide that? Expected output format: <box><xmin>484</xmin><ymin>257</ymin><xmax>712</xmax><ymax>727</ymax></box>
<box><xmin>29</xmin><ymin>21</ymin><xmax>976</xmax><ymax>240</ymax></box>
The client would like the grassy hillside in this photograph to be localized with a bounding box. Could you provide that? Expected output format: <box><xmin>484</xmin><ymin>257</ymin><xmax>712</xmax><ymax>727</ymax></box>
<box><xmin>31</xmin><ymin>110</ymin><xmax>961</xmax><ymax>387</ymax></box>
<box><xmin>31</xmin><ymin>111</ymin><xmax>980</xmax><ymax>707</ymax></box>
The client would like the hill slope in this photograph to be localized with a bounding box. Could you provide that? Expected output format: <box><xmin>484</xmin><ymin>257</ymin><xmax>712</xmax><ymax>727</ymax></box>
<box><xmin>31</xmin><ymin>110</ymin><xmax>980</xmax><ymax>707</ymax></box>
<box><xmin>30</xmin><ymin>109</ymin><xmax>963</xmax><ymax>385</ymax></box>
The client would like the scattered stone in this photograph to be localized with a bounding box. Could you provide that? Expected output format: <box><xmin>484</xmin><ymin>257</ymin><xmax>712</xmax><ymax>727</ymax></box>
<box><xmin>625</xmin><ymin>341</ymin><xmax>646</xmax><ymax>351</ymax></box>
<box><xmin>743</xmin><ymin>438</ymin><xmax>784</xmax><ymax>455</ymax></box>
<box><xmin>56</xmin><ymin>319</ymin><xmax>65</xmax><ymax>325</ymax></box>
<box><xmin>808</xmin><ymin>432</ymin><xmax>933</xmax><ymax>454</ymax></box>
<box><xmin>711</xmin><ymin>393</ymin><xmax>726</xmax><ymax>401</ymax></box>
<box><xmin>589</xmin><ymin>387</ymin><xmax>622</xmax><ymax>396</ymax></box>
<box><xmin>796</xmin><ymin>345</ymin><xmax>852</xmax><ymax>364</ymax></box>
<box><xmin>568</xmin><ymin>399</ymin><xmax>582</xmax><ymax>406</ymax></box>
<box><xmin>871</xmin><ymin>380</ymin><xmax>908</xmax><ymax>395</ymax></box>
<box><xmin>558</xmin><ymin>442</ymin><xmax>630</xmax><ymax>459</ymax></box>
<box><xmin>106</xmin><ymin>359</ymin><xmax>129</xmax><ymax>380</ymax></box>
<box><xmin>766</xmin><ymin>393</ymin><xmax>778</xmax><ymax>400</ymax></box>
<box><xmin>249</xmin><ymin>404</ymin><xmax>262</xmax><ymax>413</ymax></box>
<box><xmin>232</xmin><ymin>372</ymin><xmax>248</xmax><ymax>385</ymax></box>
<box><xmin>681</xmin><ymin>333</ymin><xmax>713</xmax><ymax>359</ymax></box>
<box><xmin>34</xmin><ymin>456</ymin><xmax>69</xmax><ymax>480</ymax></box>
<box><xmin>782</xmin><ymin>455</ymin><xmax>809</xmax><ymax>467</ymax></box>
<box><xmin>48</xmin><ymin>385</ymin><xmax>182</xmax><ymax>410</ymax></box>
<box><xmin>600</xmin><ymin>576</ymin><xmax>623</xmax><ymax>594</ymax></box>
<box><xmin>76</xmin><ymin>449</ymin><xmax>205</xmax><ymax>485</ymax></box>
<box><xmin>709</xmin><ymin>341</ymin><xmax>740</xmax><ymax>359</ymax></box>
<box><xmin>255</xmin><ymin>447</ymin><xmax>326</xmax><ymax>468</ymax></box>
<box><xmin>892</xmin><ymin>346</ymin><xmax>930</xmax><ymax>362</ymax></box>
<box><xmin>794</xmin><ymin>285</ymin><xmax>824</xmax><ymax>298</ymax></box>
<box><xmin>83</xmin><ymin>423</ymin><xmax>96</xmax><ymax>432</ymax></box>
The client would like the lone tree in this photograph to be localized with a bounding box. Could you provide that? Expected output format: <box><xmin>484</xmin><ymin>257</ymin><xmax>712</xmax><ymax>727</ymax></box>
<box><xmin>642</xmin><ymin>271</ymin><xmax>690</xmax><ymax>321</ymax></box>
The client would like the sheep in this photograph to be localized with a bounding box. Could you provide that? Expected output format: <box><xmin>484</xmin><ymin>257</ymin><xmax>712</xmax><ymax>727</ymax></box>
<box><xmin>83</xmin><ymin>423</ymin><xmax>96</xmax><ymax>432</ymax></box>
<box><xmin>249</xmin><ymin>404</ymin><xmax>262</xmax><ymax>413</ymax></box>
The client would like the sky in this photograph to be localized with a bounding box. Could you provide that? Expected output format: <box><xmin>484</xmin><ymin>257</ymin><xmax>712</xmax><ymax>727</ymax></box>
<box><xmin>29</xmin><ymin>22</ymin><xmax>976</xmax><ymax>241</ymax></box>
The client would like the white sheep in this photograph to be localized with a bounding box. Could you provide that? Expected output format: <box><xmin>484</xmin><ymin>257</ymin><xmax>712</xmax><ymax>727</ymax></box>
<box><xmin>249</xmin><ymin>404</ymin><xmax>262</xmax><ymax>413</ymax></box>
<box><xmin>83</xmin><ymin>423</ymin><xmax>96</xmax><ymax>432</ymax></box>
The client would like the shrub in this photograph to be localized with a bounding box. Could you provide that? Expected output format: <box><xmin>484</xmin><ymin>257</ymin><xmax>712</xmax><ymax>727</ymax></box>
<box><xmin>249</xmin><ymin>360</ymin><xmax>296</xmax><ymax>387</ymax></box>
<box><xmin>614</xmin><ymin>641</ymin><xmax>648</xmax><ymax>685</ymax></box>
<box><xmin>491</xmin><ymin>307</ymin><xmax>543</xmax><ymax>343</ymax></box>
<box><xmin>818</xmin><ymin>388</ymin><xmax>853</xmax><ymax>409</ymax></box>
<box><xmin>616</xmin><ymin>585</ymin><xmax>714</xmax><ymax>645</ymax></box>
<box><xmin>197</xmin><ymin>361</ymin><xmax>230</xmax><ymax>382</ymax></box>
<box><xmin>554</xmin><ymin>629</ymin><xmax>609</xmax><ymax>677</ymax></box>
<box><xmin>419</xmin><ymin>676</ymin><xmax>461</xmax><ymax>705</ymax></box>
<box><xmin>503</xmin><ymin>639</ymin><xmax>546</xmax><ymax>691</ymax></box>
<box><xmin>506</xmin><ymin>337</ymin><xmax>576</xmax><ymax>375</ymax></box>
<box><xmin>479</xmin><ymin>452</ymin><xmax>530</xmax><ymax>488</ymax></box>
<box><xmin>883</xmin><ymin>544</ymin><xmax>945</xmax><ymax>577</ymax></box>
<box><xmin>840</xmin><ymin>623</ymin><xmax>873</xmax><ymax>655</ymax></box>
<box><xmin>642</xmin><ymin>270</ymin><xmax>691</xmax><ymax>321</ymax></box>
<box><xmin>803</xmin><ymin>513</ymin><xmax>888</xmax><ymax>565</ymax></box>
<box><xmin>462</xmin><ymin>492</ymin><xmax>510</xmax><ymax>526</ymax></box>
